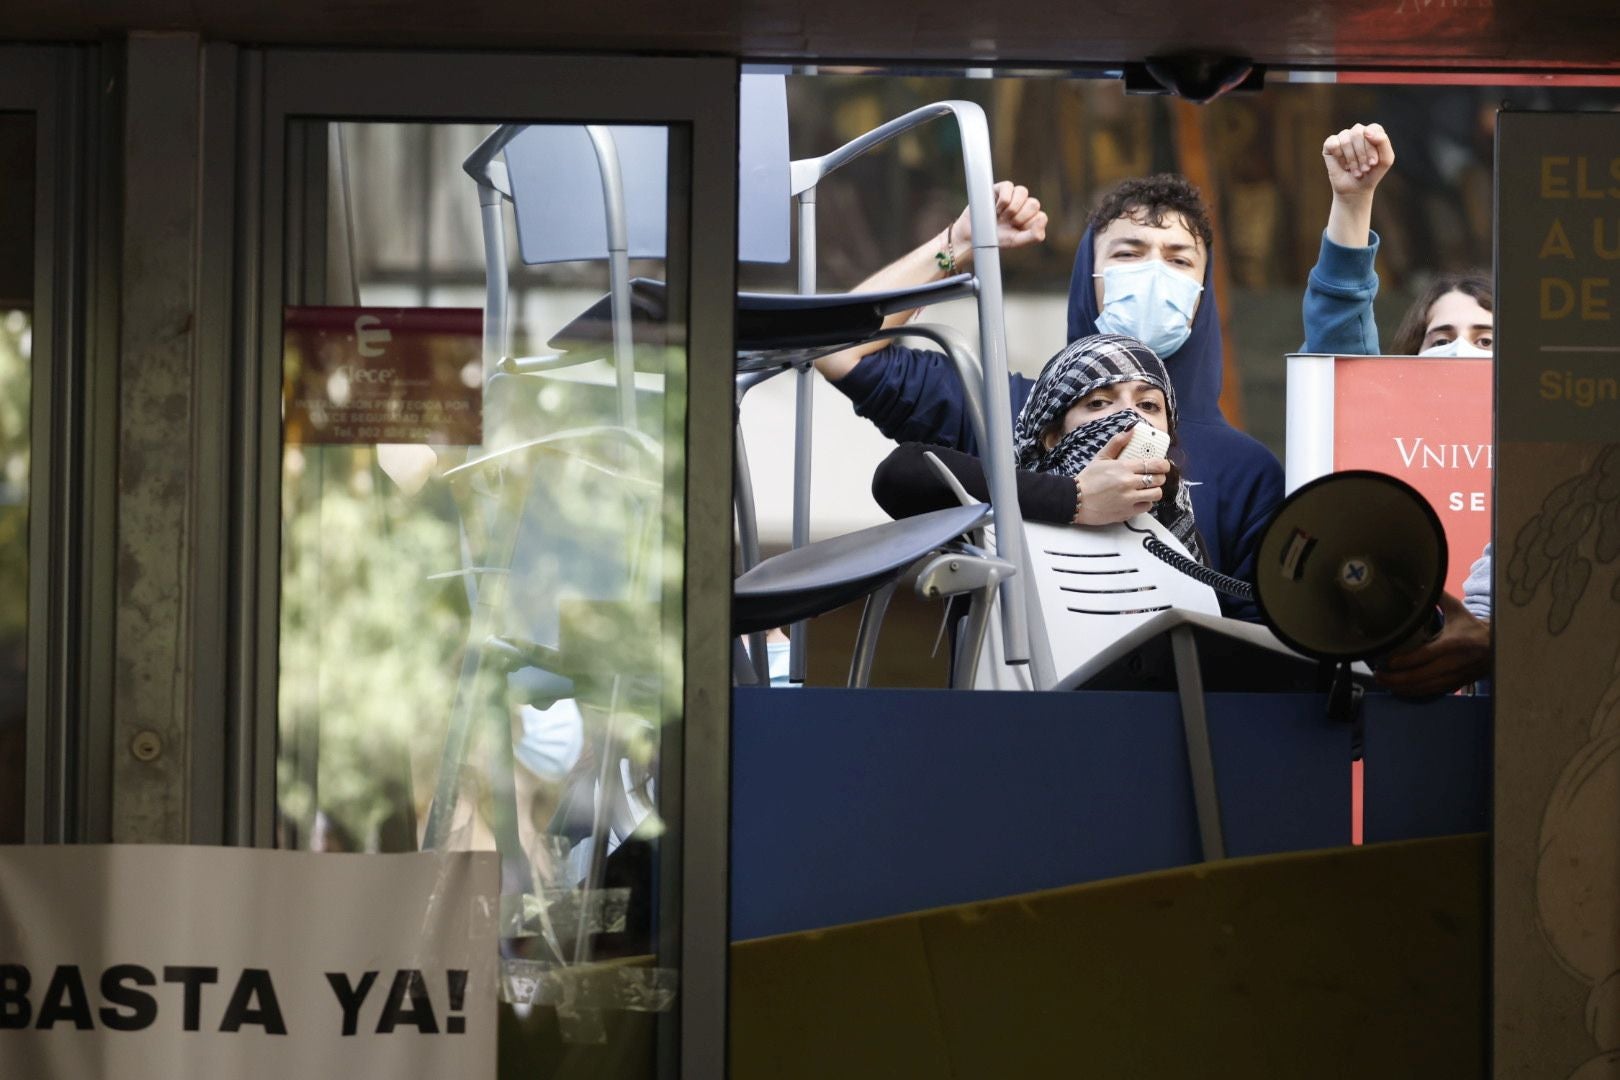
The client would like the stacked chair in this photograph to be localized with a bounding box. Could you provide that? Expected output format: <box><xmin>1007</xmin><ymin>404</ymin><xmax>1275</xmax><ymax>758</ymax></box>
<box><xmin>415</xmin><ymin>77</ymin><xmax>1049</xmax><ymax>1008</ymax></box>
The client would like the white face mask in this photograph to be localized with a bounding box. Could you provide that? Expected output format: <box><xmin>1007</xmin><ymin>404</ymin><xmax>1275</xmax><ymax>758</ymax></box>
<box><xmin>1092</xmin><ymin>261</ymin><xmax>1204</xmax><ymax>359</ymax></box>
<box><xmin>515</xmin><ymin>699</ymin><xmax>585</xmax><ymax>781</ymax></box>
<box><xmin>1419</xmin><ymin>339</ymin><xmax>1492</xmax><ymax>358</ymax></box>
<box><xmin>766</xmin><ymin>640</ymin><xmax>798</xmax><ymax>688</ymax></box>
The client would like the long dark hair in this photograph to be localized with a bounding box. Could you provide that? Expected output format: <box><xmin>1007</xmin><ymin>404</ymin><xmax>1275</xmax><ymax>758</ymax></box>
<box><xmin>1389</xmin><ymin>272</ymin><xmax>1493</xmax><ymax>356</ymax></box>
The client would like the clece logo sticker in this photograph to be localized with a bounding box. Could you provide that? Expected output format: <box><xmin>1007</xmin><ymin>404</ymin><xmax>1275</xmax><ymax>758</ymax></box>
<box><xmin>283</xmin><ymin>306</ymin><xmax>483</xmax><ymax>446</ymax></box>
<box><xmin>354</xmin><ymin>314</ymin><xmax>393</xmax><ymax>358</ymax></box>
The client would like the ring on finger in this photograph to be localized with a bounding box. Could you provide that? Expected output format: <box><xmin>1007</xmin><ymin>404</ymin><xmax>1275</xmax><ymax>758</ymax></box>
<box><xmin>1139</xmin><ymin>472</ymin><xmax>1155</xmax><ymax>489</ymax></box>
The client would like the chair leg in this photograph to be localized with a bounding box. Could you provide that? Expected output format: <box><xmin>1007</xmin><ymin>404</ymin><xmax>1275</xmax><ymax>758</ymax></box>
<box><xmin>951</xmin><ymin>588</ymin><xmax>996</xmax><ymax>689</ymax></box>
<box><xmin>573</xmin><ymin>675</ymin><xmax>625</xmax><ymax>966</ymax></box>
<box><xmin>1171</xmin><ymin>625</ymin><xmax>1226</xmax><ymax>861</ymax></box>
<box><xmin>847</xmin><ymin>578</ymin><xmax>901</xmax><ymax>688</ymax></box>
<box><xmin>733</xmin><ymin>424</ymin><xmax>771</xmax><ymax>686</ymax></box>
<box><xmin>733</xmin><ymin>636</ymin><xmax>761</xmax><ymax>686</ymax></box>
<box><xmin>487</xmin><ymin>682</ymin><xmax>539</xmax><ymax>934</ymax></box>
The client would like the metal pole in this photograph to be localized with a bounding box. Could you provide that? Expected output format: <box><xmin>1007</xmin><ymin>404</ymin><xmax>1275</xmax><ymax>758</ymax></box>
<box><xmin>952</xmin><ymin>103</ymin><xmax>1045</xmax><ymax>681</ymax></box>
<box><xmin>1171</xmin><ymin>625</ymin><xmax>1226</xmax><ymax>860</ymax></box>
<box><xmin>476</xmin><ymin>183</ymin><xmax>508</xmax><ymax>379</ymax></box>
<box><xmin>787</xmin><ymin>189</ymin><xmax>817</xmax><ymax>683</ymax></box>
<box><xmin>733</xmin><ymin>422</ymin><xmax>770</xmax><ymax>685</ymax></box>
<box><xmin>586</xmin><ymin>126</ymin><xmax>638</xmax><ymax>433</ymax></box>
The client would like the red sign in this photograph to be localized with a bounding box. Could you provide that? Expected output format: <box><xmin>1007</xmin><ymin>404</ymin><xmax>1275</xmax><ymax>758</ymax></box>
<box><xmin>282</xmin><ymin>307</ymin><xmax>482</xmax><ymax>446</ymax></box>
<box><xmin>1331</xmin><ymin>357</ymin><xmax>1492</xmax><ymax>598</ymax></box>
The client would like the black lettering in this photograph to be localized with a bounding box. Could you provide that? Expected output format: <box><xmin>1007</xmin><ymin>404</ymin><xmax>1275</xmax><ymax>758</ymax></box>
<box><xmin>99</xmin><ymin>965</ymin><xmax>158</xmax><ymax>1031</ymax></box>
<box><xmin>325</xmin><ymin>971</ymin><xmax>378</xmax><ymax>1037</ymax></box>
<box><xmin>376</xmin><ymin>969</ymin><xmax>437</xmax><ymax>1034</ymax></box>
<box><xmin>219</xmin><ymin>969</ymin><xmax>286</xmax><ymax>1035</ymax></box>
<box><xmin>0</xmin><ymin>964</ymin><xmax>32</xmax><ymax>1029</ymax></box>
<box><xmin>446</xmin><ymin>970</ymin><xmax>466</xmax><ymax>1035</ymax></box>
<box><xmin>35</xmin><ymin>965</ymin><xmax>93</xmax><ymax>1030</ymax></box>
<box><xmin>163</xmin><ymin>966</ymin><xmax>219</xmax><ymax>1032</ymax></box>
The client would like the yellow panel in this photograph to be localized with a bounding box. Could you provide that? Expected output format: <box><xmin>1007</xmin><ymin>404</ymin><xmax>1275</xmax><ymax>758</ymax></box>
<box><xmin>732</xmin><ymin>836</ymin><xmax>1486</xmax><ymax>1079</ymax></box>
<box><xmin>732</xmin><ymin>916</ymin><xmax>955</xmax><ymax>1079</ymax></box>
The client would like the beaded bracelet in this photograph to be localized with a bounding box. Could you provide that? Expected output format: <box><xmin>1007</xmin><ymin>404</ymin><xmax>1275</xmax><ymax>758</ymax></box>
<box><xmin>934</xmin><ymin>230</ymin><xmax>956</xmax><ymax>274</ymax></box>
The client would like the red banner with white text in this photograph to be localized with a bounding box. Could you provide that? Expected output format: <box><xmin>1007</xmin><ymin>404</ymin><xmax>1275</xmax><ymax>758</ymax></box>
<box><xmin>1330</xmin><ymin>357</ymin><xmax>1492</xmax><ymax>598</ymax></box>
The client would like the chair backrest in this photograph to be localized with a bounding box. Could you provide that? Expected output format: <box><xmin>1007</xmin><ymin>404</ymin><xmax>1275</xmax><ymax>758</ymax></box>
<box><xmin>498</xmin><ymin>73</ymin><xmax>791</xmax><ymax>267</ymax></box>
<box><xmin>975</xmin><ymin>516</ymin><xmax>1220</xmax><ymax>689</ymax></box>
<box><xmin>737</xmin><ymin>71</ymin><xmax>792</xmax><ymax>265</ymax></box>
<box><xmin>504</xmin><ymin>125</ymin><xmax>670</xmax><ymax>265</ymax></box>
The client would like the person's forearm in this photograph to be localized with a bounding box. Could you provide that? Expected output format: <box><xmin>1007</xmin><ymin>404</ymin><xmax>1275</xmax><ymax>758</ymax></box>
<box><xmin>872</xmin><ymin>442</ymin><xmax>1077</xmax><ymax>523</ymax></box>
<box><xmin>1325</xmin><ymin>192</ymin><xmax>1374</xmax><ymax>249</ymax></box>
<box><xmin>815</xmin><ymin>227</ymin><xmax>964</xmax><ymax>381</ymax></box>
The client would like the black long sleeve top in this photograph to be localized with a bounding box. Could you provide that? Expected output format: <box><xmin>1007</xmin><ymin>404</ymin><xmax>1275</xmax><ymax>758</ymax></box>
<box><xmin>870</xmin><ymin>442</ymin><xmax>1079</xmax><ymax>525</ymax></box>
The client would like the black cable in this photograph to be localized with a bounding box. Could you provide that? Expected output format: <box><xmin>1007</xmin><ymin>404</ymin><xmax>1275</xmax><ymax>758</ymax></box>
<box><xmin>1124</xmin><ymin>521</ymin><xmax>1256</xmax><ymax>600</ymax></box>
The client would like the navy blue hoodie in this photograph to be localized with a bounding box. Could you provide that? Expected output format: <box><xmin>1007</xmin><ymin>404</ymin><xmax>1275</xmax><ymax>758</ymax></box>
<box><xmin>1066</xmin><ymin>226</ymin><xmax>1284</xmax><ymax>618</ymax></box>
<box><xmin>834</xmin><ymin>225</ymin><xmax>1283</xmax><ymax>620</ymax></box>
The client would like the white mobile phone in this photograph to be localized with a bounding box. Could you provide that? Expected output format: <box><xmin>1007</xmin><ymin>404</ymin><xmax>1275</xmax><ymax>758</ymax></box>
<box><xmin>1119</xmin><ymin>422</ymin><xmax>1171</xmax><ymax>462</ymax></box>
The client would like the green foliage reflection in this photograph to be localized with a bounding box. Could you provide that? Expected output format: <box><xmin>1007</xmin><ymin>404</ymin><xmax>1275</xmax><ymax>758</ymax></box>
<box><xmin>277</xmin><ymin>350</ymin><xmax>684</xmax><ymax>856</ymax></box>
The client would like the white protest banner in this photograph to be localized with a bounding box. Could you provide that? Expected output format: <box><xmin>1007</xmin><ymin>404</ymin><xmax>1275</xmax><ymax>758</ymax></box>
<box><xmin>0</xmin><ymin>845</ymin><xmax>498</xmax><ymax>1080</ymax></box>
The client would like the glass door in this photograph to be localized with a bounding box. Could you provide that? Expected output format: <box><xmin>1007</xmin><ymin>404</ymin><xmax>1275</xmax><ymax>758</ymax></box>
<box><xmin>0</xmin><ymin>47</ymin><xmax>93</xmax><ymax>846</ymax></box>
<box><xmin>245</xmin><ymin>52</ymin><xmax>738</xmax><ymax>1078</ymax></box>
<box><xmin>0</xmin><ymin>90</ymin><xmax>36</xmax><ymax>847</ymax></box>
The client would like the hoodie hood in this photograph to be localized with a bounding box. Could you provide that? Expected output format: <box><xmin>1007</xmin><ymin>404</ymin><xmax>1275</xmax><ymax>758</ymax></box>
<box><xmin>1066</xmin><ymin>224</ymin><xmax>1227</xmax><ymax>423</ymax></box>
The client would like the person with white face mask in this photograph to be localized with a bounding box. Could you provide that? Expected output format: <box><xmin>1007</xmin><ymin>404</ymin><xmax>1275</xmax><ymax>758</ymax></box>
<box><xmin>1301</xmin><ymin>121</ymin><xmax>1494</xmax><ymax>697</ymax></box>
<box><xmin>1418</xmin><ymin>337</ymin><xmax>1492</xmax><ymax>358</ymax></box>
<box><xmin>816</xmin><ymin>175</ymin><xmax>1284</xmax><ymax>622</ymax></box>
<box><xmin>1301</xmin><ymin>121</ymin><xmax>1496</xmax><ymax>360</ymax></box>
<box><xmin>1391</xmin><ymin>273</ymin><xmax>1495</xmax><ymax>358</ymax></box>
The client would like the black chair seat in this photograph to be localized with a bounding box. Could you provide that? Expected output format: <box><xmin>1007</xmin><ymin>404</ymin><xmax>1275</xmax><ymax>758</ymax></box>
<box><xmin>549</xmin><ymin>275</ymin><xmax>978</xmax><ymax>355</ymax></box>
<box><xmin>733</xmin><ymin>503</ymin><xmax>991</xmax><ymax>635</ymax></box>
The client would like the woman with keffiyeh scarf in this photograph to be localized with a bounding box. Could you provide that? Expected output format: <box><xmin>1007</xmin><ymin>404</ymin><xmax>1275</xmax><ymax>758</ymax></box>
<box><xmin>872</xmin><ymin>333</ymin><xmax>1206</xmax><ymax>563</ymax></box>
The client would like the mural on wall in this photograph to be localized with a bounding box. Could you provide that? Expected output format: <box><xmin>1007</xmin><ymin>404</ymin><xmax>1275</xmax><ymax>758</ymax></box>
<box><xmin>1503</xmin><ymin>445</ymin><xmax>1620</xmax><ymax>1078</ymax></box>
<box><xmin>1495</xmin><ymin>110</ymin><xmax>1620</xmax><ymax>1080</ymax></box>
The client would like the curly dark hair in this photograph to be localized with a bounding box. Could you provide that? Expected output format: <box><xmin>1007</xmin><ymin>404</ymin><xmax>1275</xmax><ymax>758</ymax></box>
<box><xmin>1388</xmin><ymin>272</ymin><xmax>1493</xmax><ymax>355</ymax></box>
<box><xmin>1087</xmin><ymin>174</ymin><xmax>1215</xmax><ymax>253</ymax></box>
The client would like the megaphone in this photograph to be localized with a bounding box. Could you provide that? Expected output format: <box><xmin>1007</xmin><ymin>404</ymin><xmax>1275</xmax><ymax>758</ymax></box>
<box><xmin>1253</xmin><ymin>470</ymin><xmax>1448</xmax><ymax>664</ymax></box>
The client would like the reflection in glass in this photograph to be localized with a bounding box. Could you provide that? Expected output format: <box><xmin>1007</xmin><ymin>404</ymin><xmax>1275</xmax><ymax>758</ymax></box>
<box><xmin>276</xmin><ymin>120</ymin><xmax>685</xmax><ymax>1073</ymax></box>
<box><xmin>0</xmin><ymin>113</ymin><xmax>35</xmax><ymax>844</ymax></box>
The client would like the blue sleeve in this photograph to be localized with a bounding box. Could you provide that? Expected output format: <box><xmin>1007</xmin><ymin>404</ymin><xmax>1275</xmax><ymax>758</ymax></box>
<box><xmin>1302</xmin><ymin>231</ymin><xmax>1382</xmax><ymax>356</ymax></box>
<box><xmin>1462</xmin><ymin>543</ymin><xmax>1492</xmax><ymax>620</ymax></box>
<box><xmin>832</xmin><ymin>343</ymin><xmax>979</xmax><ymax>452</ymax></box>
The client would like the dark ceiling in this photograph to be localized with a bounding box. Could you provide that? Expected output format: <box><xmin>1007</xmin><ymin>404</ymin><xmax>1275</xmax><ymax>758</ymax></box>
<box><xmin>4</xmin><ymin>0</ymin><xmax>1620</xmax><ymax>71</ymax></box>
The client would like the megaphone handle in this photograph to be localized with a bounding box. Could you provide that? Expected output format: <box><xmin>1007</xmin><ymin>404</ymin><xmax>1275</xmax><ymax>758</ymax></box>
<box><xmin>1325</xmin><ymin>661</ymin><xmax>1365</xmax><ymax>729</ymax></box>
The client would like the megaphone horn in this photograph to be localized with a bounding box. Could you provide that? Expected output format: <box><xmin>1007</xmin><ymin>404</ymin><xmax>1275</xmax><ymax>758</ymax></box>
<box><xmin>1254</xmin><ymin>471</ymin><xmax>1448</xmax><ymax>664</ymax></box>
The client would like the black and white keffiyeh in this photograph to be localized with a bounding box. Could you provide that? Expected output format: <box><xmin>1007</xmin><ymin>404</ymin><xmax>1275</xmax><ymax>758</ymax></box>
<box><xmin>1012</xmin><ymin>333</ymin><xmax>1204</xmax><ymax>561</ymax></box>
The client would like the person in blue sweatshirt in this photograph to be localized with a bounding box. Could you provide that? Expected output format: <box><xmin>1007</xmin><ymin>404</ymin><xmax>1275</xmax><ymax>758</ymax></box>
<box><xmin>1303</xmin><ymin>121</ymin><xmax>1493</xmax><ymax>696</ymax></box>
<box><xmin>816</xmin><ymin>177</ymin><xmax>1283</xmax><ymax>620</ymax></box>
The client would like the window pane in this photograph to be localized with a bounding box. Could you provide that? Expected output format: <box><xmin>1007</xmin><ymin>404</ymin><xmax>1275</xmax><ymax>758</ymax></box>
<box><xmin>277</xmin><ymin>119</ymin><xmax>687</xmax><ymax>1072</ymax></box>
<box><xmin>0</xmin><ymin>112</ymin><xmax>34</xmax><ymax>844</ymax></box>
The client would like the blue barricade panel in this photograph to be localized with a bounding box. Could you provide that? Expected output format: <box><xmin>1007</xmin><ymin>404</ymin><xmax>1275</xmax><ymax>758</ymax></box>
<box><xmin>732</xmin><ymin>688</ymin><xmax>1192</xmax><ymax>940</ymax></box>
<box><xmin>732</xmin><ymin>689</ymin><xmax>1489</xmax><ymax>940</ymax></box>
<box><xmin>1362</xmin><ymin>694</ymin><xmax>1492</xmax><ymax>843</ymax></box>
<box><xmin>732</xmin><ymin>688</ymin><xmax>1357</xmax><ymax>940</ymax></box>
<box><xmin>1208</xmin><ymin>692</ymin><xmax>1353</xmax><ymax>857</ymax></box>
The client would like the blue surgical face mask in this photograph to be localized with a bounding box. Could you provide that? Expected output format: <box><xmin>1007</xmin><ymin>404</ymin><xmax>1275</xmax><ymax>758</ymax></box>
<box><xmin>1093</xmin><ymin>261</ymin><xmax>1204</xmax><ymax>359</ymax></box>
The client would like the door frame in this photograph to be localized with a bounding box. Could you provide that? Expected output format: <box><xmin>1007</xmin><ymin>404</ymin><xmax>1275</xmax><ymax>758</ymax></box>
<box><xmin>239</xmin><ymin>49</ymin><xmax>739</xmax><ymax>1076</ymax></box>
